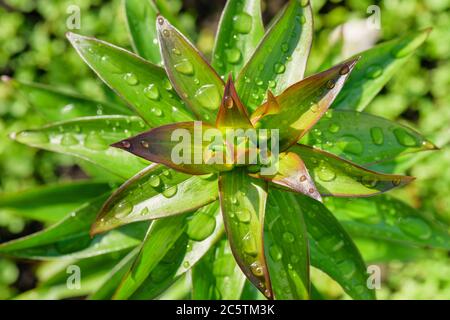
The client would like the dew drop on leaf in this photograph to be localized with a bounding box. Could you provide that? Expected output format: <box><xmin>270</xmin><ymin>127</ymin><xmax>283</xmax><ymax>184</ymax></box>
<box><xmin>361</xmin><ymin>176</ymin><xmax>378</xmax><ymax>188</ymax></box>
<box><xmin>337</xmin><ymin>135</ymin><xmax>363</xmax><ymax>155</ymax></box>
<box><xmin>60</xmin><ymin>133</ymin><xmax>78</xmax><ymax>146</ymax></box>
<box><xmin>144</xmin><ymin>84</ymin><xmax>160</xmax><ymax>100</ymax></box>
<box><xmin>225</xmin><ymin>48</ymin><xmax>241</xmax><ymax>64</ymax></box>
<box><xmin>84</xmin><ymin>132</ymin><xmax>108</xmax><ymax>150</ymax></box>
<box><xmin>337</xmin><ymin>260</ymin><xmax>356</xmax><ymax>279</ymax></box>
<box><xmin>393</xmin><ymin>128</ymin><xmax>418</xmax><ymax>147</ymax></box>
<box><xmin>316</xmin><ymin>164</ymin><xmax>337</xmax><ymax>182</ymax></box>
<box><xmin>174</xmin><ymin>60</ymin><xmax>194</xmax><ymax>75</ymax></box>
<box><xmin>195</xmin><ymin>84</ymin><xmax>221</xmax><ymax>110</ymax></box>
<box><xmin>162</xmin><ymin>185</ymin><xmax>178</xmax><ymax>198</ymax></box>
<box><xmin>151</xmin><ymin>107</ymin><xmax>163</xmax><ymax>117</ymax></box>
<box><xmin>123</xmin><ymin>72</ymin><xmax>139</xmax><ymax>85</ymax></box>
<box><xmin>242</xmin><ymin>233</ymin><xmax>258</xmax><ymax>256</ymax></box>
<box><xmin>233</xmin><ymin>13</ymin><xmax>253</xmax><ymax>34</ymax></box>
<box><xmin>236</xmin><ymin>209</ymin><xmax>251</xmax><ymax>223</ymax></box>
<box><xmin>365</xmin><ymin>65</ymin><xmax>383</xmax><ymax>79</ymax></box>
<box><xmin>370</xmin><ymin>127</ymin><xmax>384</xmax><ymax>145</ymax></box>
<box><xmin>269</xmin><ymin>245</ymin><xmax>283</xmax><ymax>261</ymax></box>
<box><xmin>149</xmin><ymin>175</ymin><xmax>161</xmax><ymax>188</ymax></box>
<box><xmin>282</xmin><ymin>232</ymin><xmax>295</xmax><ymax>243</ymax></box>
<box><xmin>187</xmin><ymin>212</ymin><xmax>216</xmax><ymax>241</ymax></box>
<box><xmin>274</xmin><ymin>63</ymin><xmax>286</xmax><ymax>74</ymax></box>
<box><xmin>250</xmin><ymin>261</ymin><xmax>264</xmax><ymax>277</ymax></box>
<box><xmin>399</xmin><ymin>217</ymin><xmax>432</xmax><ymax>240</ymax></box>
<box><xmin>114</xmin><ymin>200</ymin><xmax>133</xmax><ymax>219</ymax></box>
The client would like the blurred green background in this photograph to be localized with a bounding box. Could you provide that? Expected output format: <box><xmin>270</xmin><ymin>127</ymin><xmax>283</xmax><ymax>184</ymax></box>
<box><xmin>0</xmin><ymin>0</ymin><xmax>449</xmax><ymax>299</ymax></box>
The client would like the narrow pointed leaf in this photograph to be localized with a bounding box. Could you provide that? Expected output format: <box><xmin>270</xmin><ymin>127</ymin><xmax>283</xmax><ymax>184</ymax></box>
<box><xmin>301</xmin><ymin>109</ymin><xmax>438</xmax><ymax>165</ymax></box>
<box><xmin>216</xmin><ymin>76</ymin><xmax>253</xmax><ymax>129</ymax></box>
<box><xmin>92</xmin><ymin>164</ymin><xmax>218</xmax><ymax>235</ymax></box>
<box><xmin>325</xmin><ymin>195</ymin><xmax>450</xmax><ymax>250</ymax></box>
<box><xmin>11</xmin><ymin>116</ymin><xmax>150</xmax><ymax>180</ymax></box>
<box><xmin>6</xmin><ymin>78</ymin><xmax>130</xmax><ymax>122</ymax></box>
<box><xmin>112</xmin><ymin>121</ymin><xmax>232</xmax><ymax>176</ymax></box>
<box><xmin>252</xmin><ymin>151</ymin><xmax>321</xmax><ymax>202</ymax></box>
<box><xmin>67</xmin><ymin>32</ymin><xmax>195</xmax><ymax>126</ymax></box>
<box><xmin>212</xmin><ymin>0</ymin><xmax>264</xmax><ymax>78</ymax></box>
<box><xmin>295</xmin><ymin>195</ymin><xmax>376</xmax><ymax>300</ymax></box>
<box><xmin>113</xmin><ymin>202</ymin><xmax>222</xmax><ymax>299</ymax></box>
<box><xmin>0</xmin><ymin>196</ymin><xmax>147</xmax><ymax>260</ymax></box>
<box><xmin>290</xmin><ymin>144</ymin><xmax>414</xmax><ymax>197</ymax></box>
<box><xmin>192</xmin><ymin>239</ymin><xmax>246</xmax><ymax>300</ymax></box>
<box><xmin>156</xmin><ymin>16</ymin><xmax>224</xmax><ymax>122</ymax></box>
<box><xmin>252</xmin><ymin>59</ymin><xmax>358</xmax><ymax>151</ymax></box>
<box><xmin>0</xmin><ymin>181</ymin><xmax>111</xmax><ymax>223</ymax></box>
<box><xmin>236</xmin><ymin>0</ymin><xmax>313</xmax><ymax>111</ymax></box>
<box><xmin>125</xmin><ymin>0</ymin><xmax>161</xmax><ymax>64</ymax></box>
<box><xmin>131</xmin><ymin>203</ymin><xmax>224</xmax><ymax>299</ymax></box>
<box><xmin>218</xmin><ymin>168</ymin><xmax>272</xmax><ymax>299</ymax></box>
<box><xmin>264</xmin><ymin>189</ymin><xmax>310</xmax><ymax>300</ymax></box>
<box><xmin>332</xmin><ymin>29</ymin><xmax>431</xmax><ymax>111</ymax></box>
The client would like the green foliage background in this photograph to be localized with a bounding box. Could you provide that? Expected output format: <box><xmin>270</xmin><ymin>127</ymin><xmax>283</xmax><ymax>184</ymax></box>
<box><xmin>0</xmin><ymin>0</ymin><xmax>449</xmax><ymax>299</ymax></box>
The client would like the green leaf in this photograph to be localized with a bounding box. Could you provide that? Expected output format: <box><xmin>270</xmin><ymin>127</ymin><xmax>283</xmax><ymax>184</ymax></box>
<box><xmin>8</xmin><ymin>78</ymin><xmax>131</xmax><ymax>122</ymax></box>
<box><xmin>236</xmin><ymin>0</ymin><xmax>314</xmax><ymax>111</ymax></box>
<box><xmin>113</xmin><ymin>202</ymin><xmax>222</xmax><ymax>299</ymax></box>
<box><xmin>332</xmin><ymin>29</ymin><xmax>431</xmax><ymax>111</ymax></box>
<box><xmin>354</xmin><ymin>238</ymin><xmax>427</xmax><ymax>263</ymax></box>
<box><xmin>92</xmin><ymin>164</ymin><xmax>218</xmax><ymax>235</ymax></box>
<box><xmin>0</xmin><ymin>181</ymin><xmax>111</xmax><ymax>223</ymax></box>
<box><xmin>112</xmin><ymin>122</ymin><xmax>233</xmax><ymax>176</ymax></box>
<box><xmin>264</xmin><ymin>189</ymin><xmax>310</xmax><ymax>300</ymax></box>
<box><xmin>325</xmin><ymin>195</ymin><xmax>450</xmax><ymax>250</ymax></box>
<box><xmin>252</xmin><ymin>150</ymin><xmax>321</xmax><ymax>202</ymax></box>
<box><xmin>218</xmin><ymin>168</ymin><xmax>272</xmax><ymax>299</ymax></box>
<box><xmin>131</xmin><ymin>202</ymin><xmax>224</xmax><ymax>299</ymax></box>
<box><xmin>301</xmin><ymin>110</ymin><xmax>438</xmax><ymax>165</ymax></box>
<box><xmin>124</xmin><ymin>0</ymin><xmax>161</xmax><ymax>64</ymax></box>
<box><xmin>66</xmin><ymin>32</ymin><xmax>195</xmax><ymax>126</ymax></box>
<box><xmin>290</xmin><ymin>144</ymin><xmax>414</xmax><ymax>197</ymax></box>
<box><xmin>156</xmin><ymin>16</ymin><xmax>224</xmax><ymax>122</ymax></box>
<box><xmin>252</xmin><ymin>59</ymin><xmax>358</xmax><ymax>151</ymax></box>
<box><xmin>296</xmin><ymin>195</ymin><xmax>376</xmax><ymax>300</ymax></box>
<box><xmin>192</xmin><ymin>239</ymin><xmax>246</xmax><ymax>300</ymax></box>
<box><xmin>212</xmin><ymin>0</ymin><xmax>264</xmax><ymax>78</ymax></box>
<box><xmin>0</xmin><ymin>196</ymin><xmax>148</xmax><ymax>260</ymax></box>
<box><xmin>11</xmin><ymin>116</ymin><xmax>150</xmax><ymax>180</ymax></box>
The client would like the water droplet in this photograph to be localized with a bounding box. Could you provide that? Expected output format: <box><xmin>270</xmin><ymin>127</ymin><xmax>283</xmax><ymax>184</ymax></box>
<box><xmin>144</xmin><ymin>84</ymin><xmax>160</xmax><ymax>100</ymax></box>
<box><xmin>283</xmin><ymin>232</ymin><xmax>295</xmax><ymax>243</ymax></box>
<box><xmin>242</xmin><ymin>233</ymin><xmax>258</xmax><ymax>256</ymax></box>
<box><xmin>84</xmin><ymin>132</ymin><xmax>108</xmax><ymax>150</ymax></box>
<box><xmin>121</xmin><ymin>140</ymin><xmax>131</xmax><ymax>149</ymax></box>
<box><xmin>366</xmin><ymin>65</ymin><xmax>383</xmax><ymax>79</ymax></box>
<box><xmin>338</xmin><ymin>260</ymin><xmax>356</xmax><ymax>279</ymax></box>
<box><xmin>157</xmin><ymin>17</ymin><xmax>164</xmax><ymax>25</ymax></box>
<box><xmin>281</xmin><ymin>43</ymin><xmax>290</xmax><ymax>53</ymax></box>
<box><xmin>195</xmin><ymin>84</ymin><xmax>221</xmax><ymax>110</ymax></box>
<box><xmin>269</xmin><ymin>245</ymin><xmax>283</xmax><ymax>261</ymax></box>
<box><xmin>394</xmin><ymin>128</ymin><xmax>418</xmax><ymax>147</ymax></box>
<box><xmin>250</xmin><ymin>262</ymin><xmax>264</xmax><ymax>277</ymax></box>
<box><xmin>399</xmin><ymin>217</ymin><xmax>432</xmax><ymax>240</ymax></box>
<box><xmin>310</xmin><ymin>102</ymin><xmax>320</xmax><ymax>113</ymax></box>
<box><xmin>224</xmin><ymin>95</ymin><xmax>234</xmax><ymax>109</ymax></box>
<box><xmin>162</xmin><ymin>29</ymin><xmax>170</xmax><ymax>37</ymax></box>
<box><xmin>370</xmin><ymin>127</ymin><xmax>384</xmax><ymax>145</ymax></box>
<box><xmin>123</xmin><ymin>72</ymin><xmax>139</xmax><ymax>85</ymax></box>
<box><xmin>162</xmin><ymin>185</ymin><xmax>178</xmax><ymax>198</ymax></box>
<box><xmin>101</xmin><ymin>55</ymin><xmax>121</xmax><ymax>73</ymax></box>
<box><xmin>339</xmin><ymin>65</ymin><xmax>350</xmax><ymax>75</ymax></box>
<box><xmin>268</xmin><ymin>80</ymin><xmax>277</xmax><ymax>88</ymax></box>
<box><xmin>151</xmin><ymin>107</ymin><xmax>163</xmax><ymax>117</ymax></box>
<box><xmin>337</xmin><ymin>135</ymin><xmax>363</xmax><ymax>155</ymax></box>
<box><xmin>149</xmin><ymin>175</ymin><xmax>161</xmax><ymax>188</ymax></box>
<box><xmin>236</xmin><ymin>209</ymin><xmax>251</xmax><ymax>223</ymax></box>
<box><xmin>171</xmin><ymin>47</ymin><xmax>181</xmax><ymax>55</ymax></box>
<box><xmin>114</xmin><ymin>201</ymin><xmax>133</xmax><ymax>218</ymax></box>
<box><xmin>274</xmin><ymin>63</ymin><xmax>286</xmax><ymax>74</ymax></box>
<box><xmin>60</xmin><ymin>133</ymin><xmax>78</xmax><ymax>146</ymax></box>
<box><xmin>326</xmin><ymin>80</ymin><xmax>336</xmax><ymax>89</ymax></box>
<box><xmin>316</xmin><ymin>164</ymin><xmax>337</xmax><ymax>182</ymax></box>
<box><xmin>17</xmin><ymin>131</ymin><xmax>49</xmax><ymax>144</ymax></box>
<box><xmin>187</xmin><ymin>212</ymin><xmax>216</xmax><ymax>241</ymax></box>
<box><xmin>140</xmin><ymin>207</ymin><xmax>149</xmax><ymax>216</ymax></box>
<box><xmin>183</xmin><ymin>261</ymin><xmax>190</xmax><ymax>268</ymax></box>
<box><xmin>328</xmin><ymin>123</ymin><xmax>340</xmax><ymax>133</ymax></box>
<box><xmin>174</xmin><ymin>60</ymin><xmax>194</xmax><ymax>75</ymax></box>
<box><xmin>299</xmin><ymin>175</ymin><xmax>307</xmax><ymax>182</ymax></box>
<box><xmin>320</xmin><ymin>236</ymin><xmax>345</xmax><ymax>252</ymax></box>
<box><xmin>225</xmin><ymin>48</ymin><xmax>241</xmax><ymax>64</ymax></box>
<box><xmin>233</xmin><ymin>13</ymin><xmax>253</xmax><ymax>34</ymax></box>
<box><xmin>141</xmin><ymin>140</ymin><xmax>150</xmax><ymax>148</ymax></box>
<box><xmin>361</xmin><ymin>176</ymin><xmax>378</xmax><ymax>188</ymax></box>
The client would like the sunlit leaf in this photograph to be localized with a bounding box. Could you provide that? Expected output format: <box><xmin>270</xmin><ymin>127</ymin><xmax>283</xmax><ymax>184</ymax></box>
<box><xmin>332</xmin><ymin>29</ymin><xmax>431</xmax><ymax>111</ymax></box>
<box><xmin>296</xmin><ymin>195</ymin><xmax>376</xmax><ymax>300</ymax></box>
<box><xmin>301</xmin><ymin>110</ymin><xmax>438</xmax><ymax>165</ymax></box>
<box><xmin>290</xmin><ymin>144</ymin><xmax>415</xmax><ymax>197</ymax></box>
<box><xmin>7</xmin><ymin>78</ymin><xmax>130</xmax><ymax>122</ymax></box>
<box><xmin>157</xmin><ymin>16</ymin><xmax>224</xmax><ymax>122</ymax></box>
<box><xmin>11</xmin><ymin>116</ymin><xmax>150</xmax><ymax>179</ymax></box>
<box><xmin>125</xmin><ymin>0</ymin><xmax>161</xmax><ymax>64</ymax></box>
<box><xmin>264</xmin><ymin>189</ymin><xmax>310</xmax><ymax>300</ymax></box>
<box><xmin>252</xmin><ymin>58</ymin><xmax>358</xmax><ymax>151</ymax></box>
<box><xmin>192</xmin><ymin>239</ymin><xmax>246</xmax><ymax>300</ymax></box>
<box><xmin>92</xmin><ymin>165</ymin><xmax>218</xmax><ymax>235</ymax></box>
<box><xmin>212</xmin><ymin>0</ymin><xmax>264</xmax><ymax>78</ymax></box>
<box><xmin>67</xmin><ymin>32</ymin><xmax>195</xmax><ymax>126</ymax></box>
<box><xmin>252</xmin><ymin>151</ymin><xmax>321</xmax><ymax>202</ymax></box>
<box><xmin>0</xmin><ymin>196</ymin><xmax>148</xmax><ymax>260</ymax></box>
<box><xmin>112</xmin><ymin>122</ymin><xmax>233</xmax><ymax>176</ymax></box>
<box><xmin>236</xmin><ymin>0</ymin><xmax>313</xmax><ymax>111</ymax></box>
<box><xmin>325</xmin><ymin>195</ymin><xmax>450</xmax><ymax>249</ymax></box>
<box><xmin>353</xmin><ymin>238</ymin><xmax>427</xmax><ymax>263</ymax></box>
<box><xmin>0</xmin><ymin>181</ymin><xmax>111</xmax><ymax>223</ymax></box>
<box><xmin>218</xmin><ymin>168</ymin><xmax>272</xmax><ymax>299</ymax></box>
<box><xmin>113</xmin><ymin>202</ymin><xmax>222</xmax><ymax>299</ymax></box>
